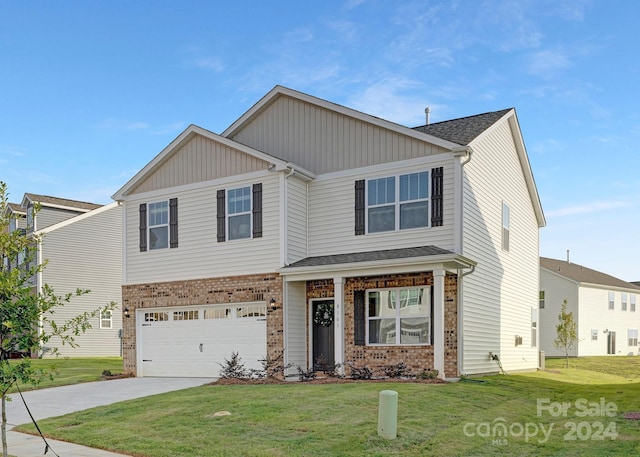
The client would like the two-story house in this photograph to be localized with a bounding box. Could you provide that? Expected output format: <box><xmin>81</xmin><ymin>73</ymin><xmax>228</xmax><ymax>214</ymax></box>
<box><xmin>20</xmin><ymin>194</ymin><xmax>123</xmax><ymax>357</ymax></box>
<box><xmin>540</xmin><ymin>257</ymin><xmax>640</xmax><ymax>357</ymax></box>
<box><xmin>113</xmin><ymin>86</ymin><xmax>545</xmax><ymax>379</ymax></box>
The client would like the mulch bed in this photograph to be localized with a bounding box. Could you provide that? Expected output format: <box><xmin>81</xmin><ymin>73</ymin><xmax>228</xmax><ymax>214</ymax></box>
<box><xmin>211</xmin><ymin>376</ymin><xmax>447</xmax><ymax>385</ymax></box>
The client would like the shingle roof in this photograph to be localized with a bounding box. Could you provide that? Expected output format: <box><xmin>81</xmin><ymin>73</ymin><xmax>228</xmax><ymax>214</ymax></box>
<box><xmin>540</xmin><ymin>257</ymin><xmax>640</xmax><ymax>291</ymax></box>
<box><xmin>284</xmin><ymin>245</ymin><xmax>454</xmax><ymax>269</ymax></box>
<box><xmin>413</xmin><ymin>109</ymin><xmax>512</xmax><ymax>145</ymax></box>
<box><xmin>7</xmin><ymin>203</ymin><xmax>25</xmax><ymax>214</ymax></box>
<box><xmin>24</xmin><ymin>194</ymin><xmax>102</xmax><ymax>211</ymax></box>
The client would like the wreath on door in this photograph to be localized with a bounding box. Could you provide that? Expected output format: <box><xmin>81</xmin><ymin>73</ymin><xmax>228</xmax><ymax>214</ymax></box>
<box><xmin>314</xmin><ymin>302</ymin><xmax>334</xmax><ymax>327</ymax></box>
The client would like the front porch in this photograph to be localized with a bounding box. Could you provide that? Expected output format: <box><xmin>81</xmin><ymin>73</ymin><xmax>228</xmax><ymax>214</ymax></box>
<box><xmin>279</xmin><ymin>247</ymin><xmax>474</xmax><ymax>379</ymax></box>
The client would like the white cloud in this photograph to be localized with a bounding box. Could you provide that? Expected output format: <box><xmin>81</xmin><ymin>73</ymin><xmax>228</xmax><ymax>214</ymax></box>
<box><xmin>525</xmin><ymin>49</ymin><xmax>572</xmax><ymax>77</ymax></box>
<box><xmin>192</xmin><ymin>57</ymin><xmax>225</xmax><ymax>72</ymax></box>
<box><xmin>0</xmin><ymin>146</ymin><xmax>29</xmax><ymax>157</ymax></box>
<box><xmin>347</xmin><ymin>78</ymin><xmax>447</xmax><ymax>126</ymax></box>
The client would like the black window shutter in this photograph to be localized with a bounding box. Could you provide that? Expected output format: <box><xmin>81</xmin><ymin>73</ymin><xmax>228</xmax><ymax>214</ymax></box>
<box><xmin>354</xmin><ymin>179</ymin><xmax>365</xmax><ymax>236</ymax></box>
<box><xmin>252</xmin><ymin>183</ymin><xmax>262</xmax><ymax>238</ymax></box>
<box><xmin>139</xmin><ymin>203</ymin><xmax>147</xmax><ymax>252</ymax></box>
<box><xmin>354</xmin><ymin>290</ymin><xmax>366</xmax><ymax>346</ymax></box>
<box><xmin>169</xmin><ymin>198</ymin><xmax>178</xmax><ymax>248</ymax></box>
<box><xmin>217</xmin><ymin>190</ymin><xmax>226</xmax><ymax>242</ymax></box>
<box><xmin>431</xmin><ymin>167</ymin><xmax>443</xmax><ymax>227</ymax></box>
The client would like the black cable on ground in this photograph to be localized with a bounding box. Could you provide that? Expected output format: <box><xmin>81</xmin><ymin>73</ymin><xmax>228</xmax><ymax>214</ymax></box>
<box><xmin>14</xmin><ymin>381</ymin><xmax>60</xmax><ymax>456</ymax></box>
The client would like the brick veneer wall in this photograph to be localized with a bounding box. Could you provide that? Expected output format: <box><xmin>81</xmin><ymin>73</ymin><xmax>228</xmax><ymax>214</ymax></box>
<box><xmin>307</xmin><ymin>272</ymin><xmax>458</xmax><ymax>378</ymax></box>
<box><xmin>121</xmin><ymin>273</ymin><xmax>283</xmax><ymax>376</ymax></box>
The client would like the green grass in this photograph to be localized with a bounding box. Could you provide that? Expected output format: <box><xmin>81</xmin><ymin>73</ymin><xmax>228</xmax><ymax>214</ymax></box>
<box><xmin>11</xmin><ymin>357</ymin><xmax>123</xmax><ymax>392</ymax></box>
<box><xmin>15</xmin><ymin>357</ymin><xmax>640</xmax><ymax>456</ymax></box>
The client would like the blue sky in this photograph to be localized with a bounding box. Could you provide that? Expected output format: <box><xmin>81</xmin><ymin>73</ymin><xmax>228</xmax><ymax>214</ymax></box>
<box><xmin>1</xmin><ymin>0</ymin><xmax>638</xmax><ymax>281</ymax></box>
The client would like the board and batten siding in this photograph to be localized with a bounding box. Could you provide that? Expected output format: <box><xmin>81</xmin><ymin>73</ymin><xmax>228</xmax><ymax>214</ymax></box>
<box><xmin>306</xmin><ymin>156</ymin><xmax>455</xmax><ymax>257</ymax></box>
<box><xmin>125</xmin><ymin>173</ymin><xmax>281</xmax><ymax>285</ymax></box>
<box><xmin>230</xmin><ymin>95</ymin><xmax>450</xmax><ymax>174</ymax></box>
<box><xmin>39</xmin><ymin>204</ymin><xmax>123</xmax><ymax>357</ymax></box>
<box><xmin>284</xmin><ymin>281</ymin><xmax>307</xmax><ymax>373</ymax></box>
<box><xmin>130</xmin><ymin>134</ymin><xmax>271</xmax><ymax>195</ymax></box>
<box><xmin>461</xmin><ymin>118</ymin><xmax>540</xmax><ymax>375</ymax></box>
<box><xmin>286</xmin><ymin>176</ymin><xmax>308</xmax><ymax>264</ymax></box>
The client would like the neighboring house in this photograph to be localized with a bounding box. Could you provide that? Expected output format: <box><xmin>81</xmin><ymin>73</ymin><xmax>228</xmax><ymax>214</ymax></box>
<box><xmin>113</xmin><ymin>85</ymin><xmax>545</xmax><ymax>379</ymax></box>
<box><xmin>2</xmin><ymin>203</ymin><xmax>26</xmax><ymax>269</ymax></box>
<box><xmin>539</xmin><ymin>257</ymin><xmax>640</xmax><ymax>357</ymax></box>
<box><xmin>19</xmin><ymin>194</ymin><xmax>123</xmax><ymax>357</ymax></box>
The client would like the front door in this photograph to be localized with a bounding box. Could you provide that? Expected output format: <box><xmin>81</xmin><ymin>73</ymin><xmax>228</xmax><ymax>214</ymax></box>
<box><xmin>607</xmin><ymin>331</ymin><xmax>616</xmax><ymax>355</ymax></box>
<box><xmin>312</xmin><ymin>300</ymin><xmax>335</xmax><ymax>370</ymax></box>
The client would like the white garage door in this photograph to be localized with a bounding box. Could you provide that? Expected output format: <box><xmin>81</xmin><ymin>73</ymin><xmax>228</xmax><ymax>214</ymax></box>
<box><xmin>137</xmin><ymin>303</ymin><xmax>267</xmax><ymax>377</ymax></box>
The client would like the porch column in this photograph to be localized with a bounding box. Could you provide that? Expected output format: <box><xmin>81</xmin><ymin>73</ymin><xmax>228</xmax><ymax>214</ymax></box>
<box><xmin>333</xmin><ymin>276</ymin><xmax>345</xmax><ymax>375</ymax></box>
<box><xmin>433</xmin><ymin>269</ymin><xmax>446</xmax><ymax>379</ymax></box>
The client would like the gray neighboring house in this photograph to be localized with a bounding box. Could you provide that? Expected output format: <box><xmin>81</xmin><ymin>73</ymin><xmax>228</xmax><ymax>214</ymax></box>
<box><xmin>18</xmin><ymin>193</ymin><xmax>123</xmax><ymax>357</ymax></box>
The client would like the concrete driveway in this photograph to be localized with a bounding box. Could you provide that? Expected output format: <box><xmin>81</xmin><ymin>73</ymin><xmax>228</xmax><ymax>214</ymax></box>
<box><xmin>6</xmin><ymin>377</ymin><xmax>214</xmax><ymax>456</ymax></box>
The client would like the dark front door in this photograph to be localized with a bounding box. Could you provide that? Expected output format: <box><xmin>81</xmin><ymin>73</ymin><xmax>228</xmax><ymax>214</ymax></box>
<box><xmin>312</xmin><ymin>300</ymin><xmax>335</xmax><ymax>370</ymax></box>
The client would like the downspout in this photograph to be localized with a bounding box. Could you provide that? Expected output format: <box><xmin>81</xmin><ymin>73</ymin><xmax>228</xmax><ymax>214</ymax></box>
<box><xmin>453</xmin><ymin>145</ymin><xmax>474</xmax><ymax>377</ymax></box>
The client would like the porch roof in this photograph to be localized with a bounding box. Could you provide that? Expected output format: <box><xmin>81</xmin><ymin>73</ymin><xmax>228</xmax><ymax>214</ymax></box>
<box><xmin>279</xmin><ymin>246</ymin><xmax>476</xmax><ymax>280</ymax></box>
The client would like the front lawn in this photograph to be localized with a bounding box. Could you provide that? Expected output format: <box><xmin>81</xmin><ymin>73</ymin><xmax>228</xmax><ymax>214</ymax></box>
<box><xmin>16</xmin><ymin>357</ymin><xmax>640</xmax><ymax>457</ymax></box>
<box><xmin>11</xmin><ymin>357</ymin><xmax>124</xmax><ymax>392</ymax></box>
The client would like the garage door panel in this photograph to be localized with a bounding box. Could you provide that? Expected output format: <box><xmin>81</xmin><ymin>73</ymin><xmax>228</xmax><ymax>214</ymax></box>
<box><xmin>138</xmin><ymin>304</ymin><xmax>267</xmax><ymax>377</ymax></box>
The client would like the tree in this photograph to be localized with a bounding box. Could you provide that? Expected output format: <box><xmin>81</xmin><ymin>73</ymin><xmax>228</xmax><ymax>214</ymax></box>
<box><xmin>554</xmin><ymin>299</ymin><xmax>577</xmax><ymax>368</ymax></box>
<box><xmin>0</xmin><ymin>181</ymin><xmax>115</xmax><ymax>457</ymax></box>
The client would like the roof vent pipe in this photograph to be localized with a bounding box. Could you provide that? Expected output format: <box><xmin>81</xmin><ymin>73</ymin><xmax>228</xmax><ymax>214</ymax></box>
<box><xmin>567</xmin><ymin>250</ymin><xmax>570</xmax><ymax>263</ymax></box>
<box><xmin>425</xmin><ymin>107</ymin><xmax>430</xmax><ymax>125</ymax></box>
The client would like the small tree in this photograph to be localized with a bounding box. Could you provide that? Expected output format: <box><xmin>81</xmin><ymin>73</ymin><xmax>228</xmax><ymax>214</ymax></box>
<box><xmin>554</xmin><ymin>299</ymin><xmax>577</xmax><ymax>368</ymax></box>
<box><xmin>0</xmin><ymin>181</ymin><xmax>114</xmax><ymax>457</ymax></box>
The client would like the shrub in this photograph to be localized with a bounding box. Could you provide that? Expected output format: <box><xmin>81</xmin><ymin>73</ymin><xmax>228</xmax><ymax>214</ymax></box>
<box><xmin>218</xmin><ymin>351</ymin><xmax>249</xmax><ymax>379</ymax></box>
<box><xmin>250</xmin><ymin>351</ymin><xmax>293</xmax><ymax>379</ymax></box>
<box><xmin>296</xmin><ymin>366</ymin><xmax>317</xmax><ymax>382</ymax></box>
<box><xmin>381</xmin><ymin>362</ymin><xmax>412</xmax><ymax>378</ymax></box>
<box><xmin>418</xmin><ymin>368</ymin><xmax>439</xmax><ymax>380</ymax></box>
<box><xmin>346</xmin><ymin>363</ymin><xmax>373</xmax><ymax>380</ymax></box>
<box><xmin>313</xmin><ymin>355</ymin><xmax>342</xmax><ymax>377</ymax></box>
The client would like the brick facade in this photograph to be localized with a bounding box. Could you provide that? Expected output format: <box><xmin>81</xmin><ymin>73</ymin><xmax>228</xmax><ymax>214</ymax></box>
<box><xmin>121</xmin><ymin>273</ymin><xmax>283</xmax><ymax>376</ymax></box>
<box><xmin>308</xmin><ymin>271</ymin><xmax>458</xmax><ymax>378</ymax></box>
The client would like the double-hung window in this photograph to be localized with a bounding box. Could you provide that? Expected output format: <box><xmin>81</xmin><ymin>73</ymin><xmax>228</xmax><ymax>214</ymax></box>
<box><xmin>100</xmin><ymin>310</ymin><xmax>113</xmax><ymax>329</ymax></box>
<box><xmin>502</xmin><ymin>202</ymin><xmax>510</xmax><ymax>251</ymax></box>
<box><xmin>608</xmin><ymin>291</ymin><xmax>615</xmax><ymax>310</ymax></box>
<box><xmin>622</xmin><ymin>293</ymin><xmax>628</xmax><ymax>311</ymax></box>
<box><xmin>227</xmin><ymin>187</ymin><xmax>252</xmax><ymax>241</ymax></box>
<box><xmin>148</xmin><ymin>201</ymin><xmax>169</xmax><ymax>250</ymax></box>
<box><xmin>367</xmin><ymin>287</ymin><xmax>431</xmax><ymax>345</ymax></box>
<box><xmin>631</xmin><ymin>294</ymin><xmax>636</xmax><ymax>312</ymax></box>
<box><xmin>367</xmin><ymin>171</ymin><xmax>429</xmax><ymax>233</ymax></box>
<box><xmin>628</xmin><ymin>329</ymin><xmax>638</xmax><ymax>347</ymax></box>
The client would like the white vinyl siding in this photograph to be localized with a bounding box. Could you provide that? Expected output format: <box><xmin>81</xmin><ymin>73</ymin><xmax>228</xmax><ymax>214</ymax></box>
<box><xmin>124</xmin><ymin>173</ymin><xmax>280</xmax><ymax>285</ymax></box>
<box><xmin>39</xmin><ymin>204</ymin><xmax>123</xmax><ymax>357</ymax></box>
<box><xmin>461</xmin><ymin>118</ymin><xmax>540</xmax><ymax>374</ymax></box>
<box><xmin>228</xmin><ymin>95</ymin><xmax>450</xmax><ymax>175</ymax></box>
<box><xmin>284</xmin><ymin>281</ymin><xmax>307</xmax><ymax>374</ymax></box>
<box><xmin>307</xmin><ymin>158</ymin><xmax>455</xmax><ymax>257</ymax></box>
<box><xmin>286</xmin><ymin>177</ymin><xmax>308</xmax><ymax>264</ymax></box>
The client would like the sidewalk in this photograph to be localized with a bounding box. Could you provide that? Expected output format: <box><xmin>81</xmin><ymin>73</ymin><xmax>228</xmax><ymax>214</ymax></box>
<box><xmin>6</xmin><ymin>377</ymin><xmax>214</xmax><ymax>456</ymax></box>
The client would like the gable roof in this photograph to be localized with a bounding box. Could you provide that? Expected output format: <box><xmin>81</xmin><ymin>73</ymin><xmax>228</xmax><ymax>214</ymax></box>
<box><xmin>112</xmin><ymin>124</ymin><xmax>315</xmax><ymax>200</ymax></box>
<box><xmin>413</xmin><ymin>109</ymin><xmax>513</xmax><ymax>146</ymax></box>
<box><xmin>21</xmin><ymin>194</ymin><xmax>102</xmax><ymax>212</ymax></box>
<box><xmin>541</xmin><ymin>257</ymin><xmax>640</xmax><ymax>291</ymax></box>
<box><xmin>222</xmin><ymin>85</ymin><xmax>461</xmax><ymax>151</ymax></box>
<box><xmin>6</xmin><ymin>202</ymin><xmax>25</xmax><ymax>215</ymax></box>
